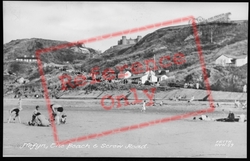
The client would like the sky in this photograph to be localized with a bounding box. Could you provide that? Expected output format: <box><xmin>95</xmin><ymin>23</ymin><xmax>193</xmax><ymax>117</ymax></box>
<box><xmin>3</xmin><ymin>2</ymin><xmax>248</xmax><ymax>52</ymax></box>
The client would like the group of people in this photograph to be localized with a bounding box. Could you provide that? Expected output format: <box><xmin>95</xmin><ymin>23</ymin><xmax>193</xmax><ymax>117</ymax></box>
<box><xmin>28</xmin><ymin>104</ymin><xmax>67</xmax><ymax>126</ymax></box>
<box><xmin>7</xmin><ymin>97</ymin><xmax>67</xmax><ymax>126</ymax></box>
<box><xmin>194</xmin><ymin>111</ymin><xmax>247</xmax><ymax>122</ymax></box>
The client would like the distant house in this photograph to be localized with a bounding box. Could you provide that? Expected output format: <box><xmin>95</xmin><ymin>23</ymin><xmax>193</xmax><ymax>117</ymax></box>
<box><xmin>155</xmin><ymin>70</ymin><xmax>169</xmax><ymax>82</ymax></box>
<box><xmin>16</xmin><ymin>77</ymin><xmax>29</xmax><ymax>84</ymax></box>
<box><xmin>118</xmin><ymin>71</ymin><xmax>132</xmax><ymax>79</ymax></box>
<box><xmin>158</xmin><ymin>75</ymin><xmax>168</xmax><ymax>81</ymax></box>
<box><xmin>16</xmin><ymin>55</ymin><xmax>37</xmax><ymax>62</ymax></box>
<box><xmin>127</xmin><ymin>74</ymin><xmax>144</xmax><ymax>84</ymax></box>
<box><xmin>141</xmin><ymin>70</ymin><xmax>158</xmax><ymax>84</ymax></box>
<box><xmin>215</xmin><ymin>54</ymin><xmax>247</xmax><ymax>67</ymax></box>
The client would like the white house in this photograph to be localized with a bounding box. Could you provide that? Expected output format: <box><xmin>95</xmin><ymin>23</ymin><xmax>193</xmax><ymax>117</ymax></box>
<box><xmin>215</xmin><ymin>54</ymin><xmax>247</xmax><ymax>67</ymax></box>
<box><xmin>141</xmin><ymin>70</ymin><xmax>158</xmax><ymax>84</ymax></box>
<box><xmin>16</xmin><ymin>55</ymin><xmax>37</xmax><ymax>62</ymax></box>
<box><xmin>118</xmin><ymin>71</ymin><xmax>132</xmax><ymax>79</ymax></box>
<box><xmin>156</xmin><ymin>70</ymin><xmax>169</xmax><ymax>82</ymax></box>
<box><xmin>16</xmin><ymin>77</ymin><xmax>30</xmax><ymax>84</ymax></box>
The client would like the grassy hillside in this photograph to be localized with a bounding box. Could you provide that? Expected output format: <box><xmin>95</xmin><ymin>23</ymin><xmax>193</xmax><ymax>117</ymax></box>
<box><xmin>3</xmin><ymin>21</ymin><xmax>248</xmax><ymax>98</ymax></box>
<box><xmin>81</xmin><ymin>22</ymin><xmax>247</xmax><ymax>72</ymax></box>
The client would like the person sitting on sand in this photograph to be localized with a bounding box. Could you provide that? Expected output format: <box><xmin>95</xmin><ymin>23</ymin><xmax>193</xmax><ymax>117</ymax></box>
<box><xmin>60</xmin><ymin>113</ymin><xmax>67</xmax><ymax>124</ymax></box>
<box><xmin>227</xmin><ymin>111</ymin><xmax>235</xmax><ymax>121</ymax></box>
<box><xmin>215</xmin><ymin>111</ymin><xmax>235</xmax><ymax>122</ymax></box>
<box><xmin>29</xmin><ymin>112</ymin><xmax>50</xmax><ymax>126</ymax></box>
<box><xmin>238</xmin><ymin>114</ymin><xmax>247</xmax><ymax>122</ymax></box>
<box><xmin>198</xmin><ymin>115</ymin><xmax>214</xmax><ymax>121</ymax></box>
<box><xmin>50</xmin><ymin>104</ymin><xmax>64</xmax><ymax>124</ymax></box>
<box><xmin>7</xmin><ymin>97</ymin><xmax>22</xmax><ymax>123</ymax></box>
<box><xmin>31</xmin><ymin>105</ymin><xmax>40</xmax><ymax>123</ymax></box>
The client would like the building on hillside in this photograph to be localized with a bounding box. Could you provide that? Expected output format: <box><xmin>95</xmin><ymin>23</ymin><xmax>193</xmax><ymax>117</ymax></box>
<box><xmin>16</xmin><ymin>77</ymin><xmax>30</xmax><ymax>84</ymax></box>
<box><xmin>117</xmin><ymin>36</ymin><xmax>142</xmax><ymax>45</ymax></box>
<box><xmin>140</xmin><ymin>70</ymin><xmax>158</xmax><ymax>84</ymax></box>
<box><xmin>155</xmin><ymin>70</ymin><xmax>170</xmax><ymax>82</ymax></box>
<box><xmin>215</xmin><ymin>54</ymin><xmax>248</xmax><ymax>67</ymax></box>
<box><xmin>118</xmin><ymin>71</ymin><xmax>132</xmax><ymax>79</ymax></box>
<box><xmin>127</xmin><ymin>74</ymin><xmax>144</xmax><ymax>84</ymax></box>
<box><xmin>16</xmin><ymin>55</ymin><xmax>37</xmax><ymax>62</ymax></box>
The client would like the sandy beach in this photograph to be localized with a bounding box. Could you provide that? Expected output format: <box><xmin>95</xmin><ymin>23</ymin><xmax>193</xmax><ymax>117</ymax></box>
<box><xmin>3</xmin><ymin>98</ymin><xmax>247</xmax><ymax>157</ymax></box>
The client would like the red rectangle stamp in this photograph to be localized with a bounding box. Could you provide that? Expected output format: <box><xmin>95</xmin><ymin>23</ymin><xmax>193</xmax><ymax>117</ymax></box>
<box><xmin>36</xmin><ymin>15</ymin><xmax>215</xmax><ymax>145</ymax></box>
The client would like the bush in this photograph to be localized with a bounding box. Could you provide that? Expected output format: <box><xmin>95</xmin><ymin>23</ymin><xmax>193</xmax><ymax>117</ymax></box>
<box><xmin>159</xmin><ymin>77</ymin><xmax>176</xmax><ymax>86</ymax></box>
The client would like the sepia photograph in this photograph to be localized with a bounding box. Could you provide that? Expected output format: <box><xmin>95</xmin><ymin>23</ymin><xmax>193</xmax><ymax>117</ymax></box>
<box><xmin>3</xmin><ymin>1</ymin><xmax>248</xmax><ymax>158</ymax></box>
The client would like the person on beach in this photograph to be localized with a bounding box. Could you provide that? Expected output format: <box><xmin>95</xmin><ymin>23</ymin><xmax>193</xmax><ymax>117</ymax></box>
<box><xmin>60</xmin><ymin>113</ymin><xmax>67</xmax><ymax>124</ymax></box>
<box><xmin>215</xmin><ymin>111</ymin><xmax>235</xmax><ymax>122</ymax></box>
<box><xmin>30</xmin><ymin>105</ymin><xmax>40</xmax><ymax>123</ymax></box>
<box><xmin>141</xmin><ymin>100</ymin><xmax>146</xmax><ymax>112</ymax></box>
<box><xmin>50</xmin><ymin>104</ymin><xmax>64</xmax><ymax>124</ymax></box>
<box><xmin>7</xmin><ymin>97</ymin><xmax>22</xmax><ymax>123</ymax></box>
<box><xmin>234</xmin><ymin>100</ymin><xmax>240</xmax><ymax>108</ymax></box>
<box><xmin>29</xmin><ymin>112</ymin><xmax>50</xmax><ymax>126</ymax></box>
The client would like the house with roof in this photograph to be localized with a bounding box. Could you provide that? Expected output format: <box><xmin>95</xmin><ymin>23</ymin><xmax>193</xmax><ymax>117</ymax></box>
<box><xmin>140</xmin><ymin>70</ymin><xmax>158</xmax><ymax>84</ymax></box>
<box><xmin>215</xmin><ymin>54</ymin><xmax>247</xmax><ymax>67</ymax></box>
<box><xmin>155</xmin><ymin>70</ymin><xmax>169</xmax><ymax>82</ymax></box>
<box><xmin>16</xmin><ymin>55</ymin><xmax>37</xmax><ymax>62</ymax></box>
<box><xmin>127</xmin><ymin>74</ymin><xmax>144</xmax><ymax>84</ymax></box>
<box><xmin>118</xmin><ymin>71</ymin><xmax>132</xmax><ymax>79</ymax></box>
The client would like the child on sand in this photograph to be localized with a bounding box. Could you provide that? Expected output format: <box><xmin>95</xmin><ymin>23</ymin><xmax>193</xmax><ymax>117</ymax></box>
<box><xmin>8</xmin><ymin>97</ymin><xmax>22</xmax><ymax>123</ymax></box>
<box><xmin>50</xmin><ymin>104</ymin><xmax>64</xmax><ymax>124</ymax></box>
<box><xmin>141</xmin><ymin>100</ymin><xmax>146</xmax><ymax>112</ymax></box>
<box><xmin>31</xmin><ymin>105</ymin><xmax>40</xmax><ymax>123</ymax></box>
<box><xmin>29</xmin><ymin>112</ymin><xmax>51</xmax><ymax>126</ymax></box>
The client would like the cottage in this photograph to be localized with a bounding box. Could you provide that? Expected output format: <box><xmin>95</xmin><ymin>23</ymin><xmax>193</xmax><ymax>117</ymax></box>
<box><xmin>215</xmin><ymin>54</ymin><xmax>247</xmax><ymax>67</ymax></box>
<box><xmin>127</xmin><ymin>74</ymin><xmax>144</xmax><ymax>84</ymax></box>
<box><xmin>141</xmin><ymin>70</ymin><xmax>157</xmax><ymax>84</ymax></box>
<box><xmin>16</xmin><ymin>55</ymin><xmax>37</xmax><ymax>62</ymax></box>
<box><xmin>16</xmin><ymin>77</ymin><xmax>29</xmax><ymax>84</ymax></box>
<box><xmin>118</xmin><ymin>71</ymin><xmax>132</xmax><ymax>79</ymax></box>
<box><xmin>155</xmin><ymin>70</ymin><xmax>169</xmax><ymax>82</ymax></box>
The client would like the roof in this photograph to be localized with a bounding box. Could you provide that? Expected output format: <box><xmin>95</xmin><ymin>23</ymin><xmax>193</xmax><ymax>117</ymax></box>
<box><xmin>127</xmin><ymin>74</ymin><xmax>144</xmax><ymax>79</ymax></box>
<box><xmin>118</xmin><ymin>71</ymin><xmax>131</xmax><ymax>79</ymax></box>
<box><xmin>155</xmin><ymin>70</ymin><xmax>170</xmax><ymax>75</ymax></box>
<box><xmin>218</xmin><ymin>54</ymin><xmax>247</xmax><ymax>59</ymax></box>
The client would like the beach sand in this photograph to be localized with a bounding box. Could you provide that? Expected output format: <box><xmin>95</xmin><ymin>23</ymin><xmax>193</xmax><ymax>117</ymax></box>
<box><xmin>3</xmin><ymin>98</ymin><xmax>247</xmax><ymax>157</ymax></box>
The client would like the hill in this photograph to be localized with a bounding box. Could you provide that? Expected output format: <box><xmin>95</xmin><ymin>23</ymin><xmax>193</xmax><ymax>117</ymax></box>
<box><xmin>3</xmin><ymin>38</ymin><xmax>100</xmax><ymax>97</ymax></box>
<box><xmin>88</xmin><ymin>21</ymin><xmax>247</xmax><ymax>70</ymax></box>
<box><xmin>3</xmin><ymin>21</ymin><xmax>248</xmax><ymax>98</ymax></box>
